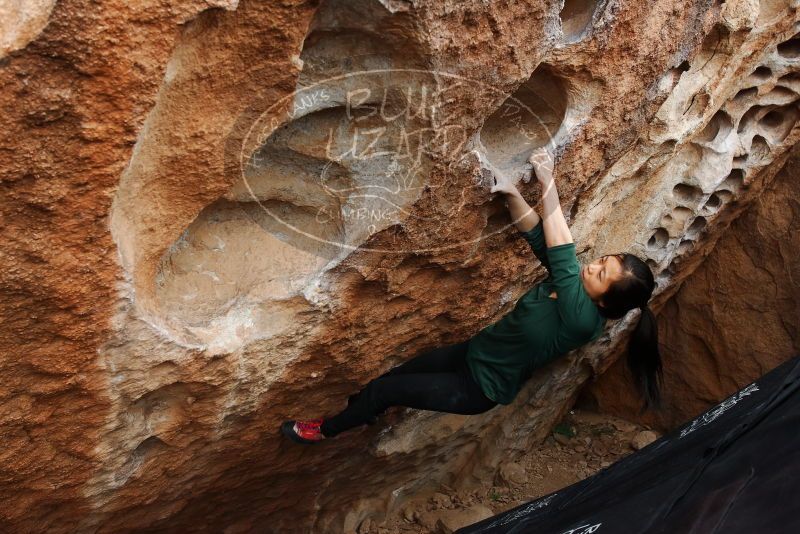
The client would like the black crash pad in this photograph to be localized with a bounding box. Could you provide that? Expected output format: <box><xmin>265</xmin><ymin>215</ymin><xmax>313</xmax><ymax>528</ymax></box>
<box><xmin>459</xmin><ymin>355</ymin><xmax>800</xmax><ymax>534</ymax></box>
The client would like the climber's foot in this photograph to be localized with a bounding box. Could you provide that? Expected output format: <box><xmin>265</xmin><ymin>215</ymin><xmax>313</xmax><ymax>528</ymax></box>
<box><xmin>281</xmin><ymin>419</ymin><xmax>326</xmax><ymax>444</ymax></box>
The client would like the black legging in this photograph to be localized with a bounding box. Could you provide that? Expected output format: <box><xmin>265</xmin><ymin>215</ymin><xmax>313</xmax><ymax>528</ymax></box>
<box><xmin>320</xmin><ymin>340</ymin><xmax>499</xmax><ymax>438</ymax></box>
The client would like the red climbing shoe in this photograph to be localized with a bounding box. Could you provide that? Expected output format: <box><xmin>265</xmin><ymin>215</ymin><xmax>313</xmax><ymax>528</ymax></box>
<box><xmin>281</xmin><ymin>418</ymin><xmax>326</xmax><ymax>444</ymax></box>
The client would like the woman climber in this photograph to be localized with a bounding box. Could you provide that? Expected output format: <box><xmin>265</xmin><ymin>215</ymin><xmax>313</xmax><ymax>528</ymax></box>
<box><xmin>281</xmin><ymin>147</ymin><xmax>662</xmax><ymax>445</ymax></box>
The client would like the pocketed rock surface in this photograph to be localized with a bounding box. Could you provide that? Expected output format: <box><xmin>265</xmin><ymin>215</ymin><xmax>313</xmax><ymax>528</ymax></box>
<box><xmin>582</xmin><ymin>145</ymin><xmax>800</xmax><ymax>431</ymax></box>
<box><xmin>2</xmin><ymin>0</ymin><xmax>800</xmax><ymax>532</ymax></box>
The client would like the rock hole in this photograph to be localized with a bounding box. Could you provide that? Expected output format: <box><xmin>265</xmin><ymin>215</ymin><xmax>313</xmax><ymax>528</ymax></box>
<box><xmin>300</xmin><ymin>29</ymin><xmax>394</xmax><ymax>76</ymax></box>
<box><xmin>777</xmin><ymin>35</ymin><xmax>800</xmax><ymax>59</ymax></box>
<box><xmin>659</xmin><ymin>260</ymin><xmax>678</xmax><ymax>282</ymax></box>
<box><xmin>760</xmin><ymin>105</ymin><xmax>800</xmax><ymax>143</ymax></box>
<box><xmin>645</xmin><ymin>259</ymin><xmax>659</xmax><ymax>271</ymax></box>
<box><xmin>761</xmin><ymin>87</ymin><xmax>799</xmax><ymax>105</ymax></box>
<box><xmin>737</xmin><ymin>105</ymin><xmax>764</xmax><ymax>134</ymax></box>
<box><xmin>569</xmin><ymin>197</ymin><xmax>580</xmax><ymax>222</ymax></box>
<box><xmin>676</xmin><ymin>60</ymin><xmax>691</xmax><ymax>72</ymax></box>
<box><xmin>714</xmin><ymin>190</ymin><xmax>733</xmax><ymax>203</ymax></box>
<box><xmin>647</xmin><ymin>228</ymin><xmax>669</xmax><ymax>250</ymax></box>
<box><xmin>750</xmin><ymin>135</ymin><xmax>770</xmax><ymax>160</ymax></box>
<box><xmin>156</xmin><ymin>32</ymin><xmax>430</xmax><ymax>350</ymax></box>
<box><xmin>112</xmin><ymin>0</ymin><xmax>433</xmax><ymax>353</ymax></box>
<box><xmin>115</xmin><ymin>436</ymin><xmax>168</xmax><ymax>487</ymax></box>
<box><xmin>298</xmin><ymin>2</ymin><xmax>425</xmax><ymax>79</ymax></box>
<box><xmin>761</xmin><ymin>109</ymin><xmax>784</xmax><ymax>129</ymax></box>
<box><xmin>677</xmin><ymin>239</ymin><xmax>693</xmax><ymax>254</ymax></box>
<box><xmin>671</xmin><ymin>206</ymin><xmax>693</xmax><ymax>225</ymax></box>
<box><xmin>749</xmin><ymin>66</ymin><xmax>772</xmax><ymax>81</ymax></box>
<box><xmin>721</xmin><ymin>169</ymin><xmax>745</xmax><ymax>192</ymax></box>
<box><xmin>662</xmin><ymin>206</ymin><xmax>692</xmax><ymax>237</ymax></box>
<box><xmin>560</xmin><ymin>0</ymin><xmax>599</xmax><ymax>42</ymax></box>
<box><xmin>703</xmin><ymin>193</ymin><xmax>721</xmax><ymax>212</ymax></box>
<box><xmin>154</xmin><ymin>184</ymin><xmax>346</xmax><ymax>341</ymax></box>
<box><xmin>686</xmin><ymin>216</ymin><xmax>707</xmax><ymax>238</ymax></box>
<box><xmin>672</xmin><ymin>183</ymin><xmax>703</xmax><ymax>205</ymax></box>
<box><xmin>695</xmin><ymin>110</ymin><xmax>732</xmax><ymax>143</ymax></box>
<box><xmin>733</xmin><ymin>87</ymin><xmax>758</xmax><ymax>102</ymax></box>
<box><xmin>732</xmin><ymin>155</ymin><xmax>747</xmax><ymax>168</ymax></box>
<box><xmin>777</xmin><ymin>72</ymin><xmax>800</xmax><ymax>93</ymax></box>
<box><xmin>479</xmin><ymin>64</ymin><xmax>568</xmax><ymax>178</ymax></box>
<box><xmin>659</xmin><ymin>139</ymin><xmax>678</xmax><ymax>152</ymax></box>
<box><xmin>482</xmin><ymin>207</ymin><xmax>510</xmax><ymax>238</ymax></box>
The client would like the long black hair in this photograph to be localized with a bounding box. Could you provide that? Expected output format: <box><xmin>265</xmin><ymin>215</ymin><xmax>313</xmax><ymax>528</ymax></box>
<box><xmin>596</xmin><ymin>253</ymin><xmax>662</xmax><ymax>412</ymax></box>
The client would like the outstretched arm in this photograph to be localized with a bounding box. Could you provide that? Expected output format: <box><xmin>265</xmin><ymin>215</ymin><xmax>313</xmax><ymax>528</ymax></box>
<box><xmin>530</xmin><ymin>148</ymin><xmax>595</xmax><ymax>334</ymax></box>
<box><xmin>530</xmin><ymin>147</ymin><xmax>573</xmax><ymax>248</ymax></box>
<box><xmin>490</xmin><ymin>166</ymin><xmax>549</xmax><ymax>269</ymax></box>
<box><xmin>505</xmin><ymin>189</ymin><xmax>540</xmax><ymax>232</ymax></box>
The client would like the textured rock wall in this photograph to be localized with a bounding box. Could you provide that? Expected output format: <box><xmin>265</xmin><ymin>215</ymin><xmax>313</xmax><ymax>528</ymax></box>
<box><xmin>580</xmin><ymin>146</ymin><xmax>800</xmax><ymax>431</ymax></box>
<box><xmin>1</xmin><ymin>0</ymin><xmax>800</xmax><ymax>532</ymax></box>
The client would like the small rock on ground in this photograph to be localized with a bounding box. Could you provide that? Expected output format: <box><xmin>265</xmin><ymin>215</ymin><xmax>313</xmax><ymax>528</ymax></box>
<box><xmin>435</xmin><ymin>504</ymin><xmax>494</xmax><ymax>534</ymax></box>
<box><xmin>630</xmin><ymin>430</ymin><xmax>659</xmax><ymax>450</ymax></box>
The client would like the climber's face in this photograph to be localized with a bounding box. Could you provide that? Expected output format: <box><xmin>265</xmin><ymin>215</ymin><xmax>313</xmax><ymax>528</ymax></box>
<box><xmin>580</xmin><ymin>254</ymin><xmax>625</xmax><ymax>305</ymax></box>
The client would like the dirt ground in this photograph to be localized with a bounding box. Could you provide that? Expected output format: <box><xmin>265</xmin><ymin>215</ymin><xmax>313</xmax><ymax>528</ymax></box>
<box><xmin>357</xmin><ymin>409</ymin><xmax>660</xmax><ymax>534</ymax></box>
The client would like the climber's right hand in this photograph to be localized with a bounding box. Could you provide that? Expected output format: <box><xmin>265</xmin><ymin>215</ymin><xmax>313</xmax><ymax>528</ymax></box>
<box><xmin>529</xmin><ymin>147</ymin><xmax>554</xmax><ymax>187</ymax></box>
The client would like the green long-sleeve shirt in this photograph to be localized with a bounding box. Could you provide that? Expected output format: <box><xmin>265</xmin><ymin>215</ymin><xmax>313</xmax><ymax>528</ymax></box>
<box><xmin>465</xmin><ymin>220</ymin><xmax>607</xmax><ymax>405</ymax></box>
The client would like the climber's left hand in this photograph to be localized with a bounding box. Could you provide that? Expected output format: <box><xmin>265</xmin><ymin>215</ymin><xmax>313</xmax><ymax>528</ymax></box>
<box><xmin>490</xmin><ymin>170</ymin><xmax>520</xmax><ymax>197</ymax></box>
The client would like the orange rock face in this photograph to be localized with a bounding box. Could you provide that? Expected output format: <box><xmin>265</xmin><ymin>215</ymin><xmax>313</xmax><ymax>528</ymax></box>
<box><xmin>1</xmin><ymin>0</ymin><xmax>800</xmax><ymax>532</ymax></box>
